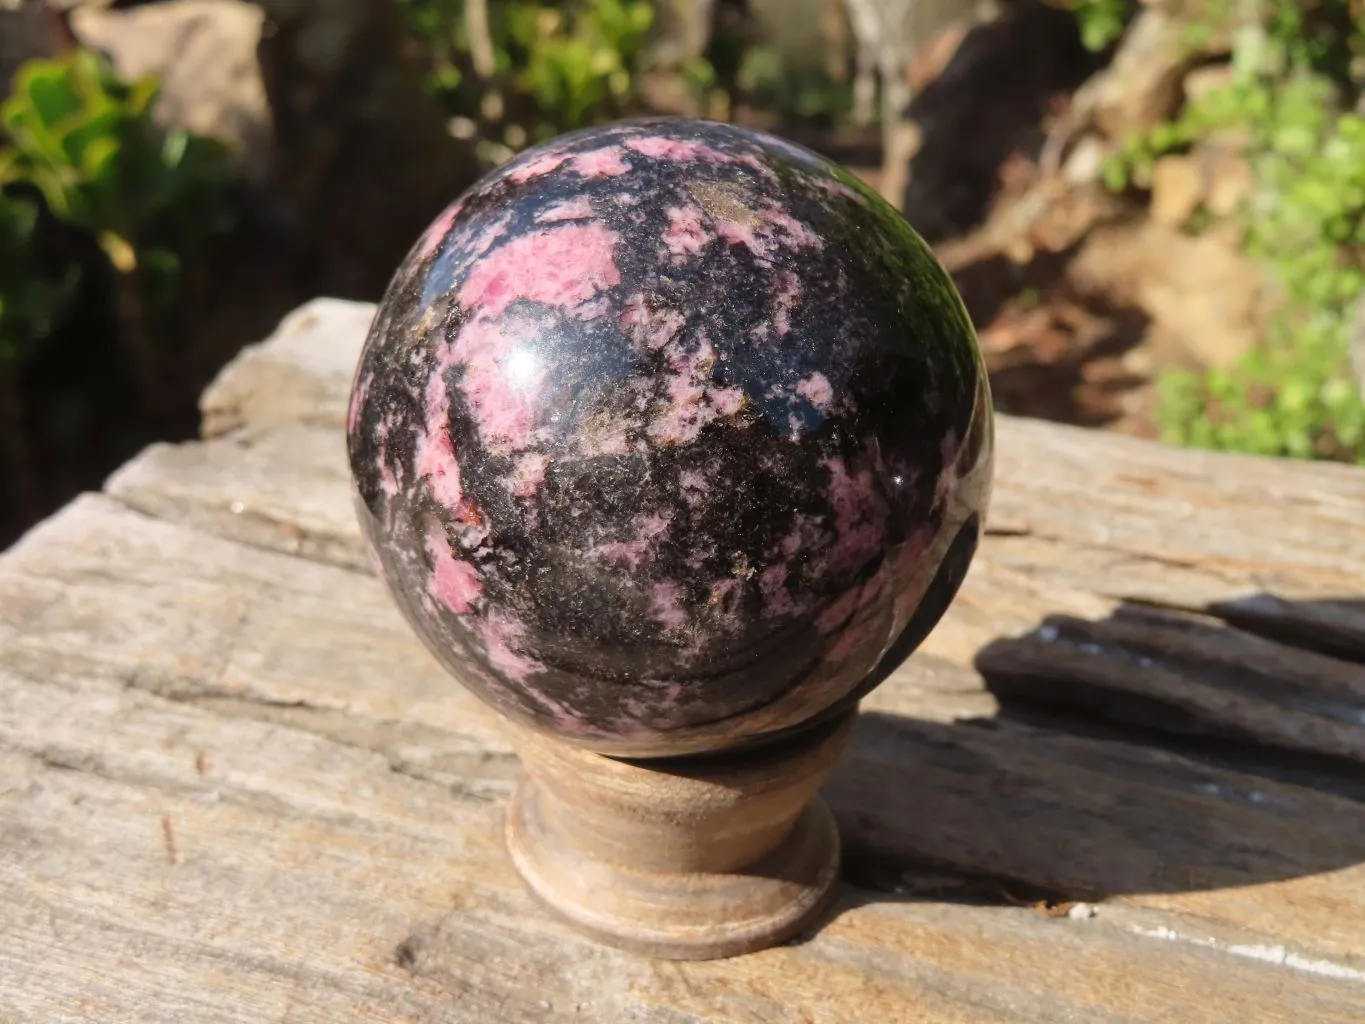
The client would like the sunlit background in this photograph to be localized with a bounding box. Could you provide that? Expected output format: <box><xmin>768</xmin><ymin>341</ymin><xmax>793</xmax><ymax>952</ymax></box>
<box><xmin>1</xmin><ymin>0</ymin><xmax>1362</xmax><ymax>548</ymax></box>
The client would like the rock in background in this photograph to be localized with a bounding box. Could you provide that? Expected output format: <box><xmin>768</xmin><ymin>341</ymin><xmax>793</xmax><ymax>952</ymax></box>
<box><xmin>69</xmin><ymin>0</ymin><xmax>482</xmax><ymax>303</ymax></box>
<box><xmin>70</xmin><ymin>0</ymin><xmax>273</xmax><ymax>184</ymax></box>
<box><xmin>916</xmin><ymin>1</ymin><xmax>1271</xmax><ymax>433</ymax></box>
<box><xmin>0</xmin><ymin>1</ymin><xmax>70</xmax><ymax>100</ymax></box>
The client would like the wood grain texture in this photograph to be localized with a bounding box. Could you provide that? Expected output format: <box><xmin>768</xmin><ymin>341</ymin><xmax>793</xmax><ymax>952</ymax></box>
<box><xmin>3</xmin><ymin>499</ymin><xmax>1364</xmax><ymax>1022</ymax></box>
<box><xmin>503</xmin><ymin>712</ymin><xmax>853</xmax><ymax>960</ymax></box>
<box><xmin>197</xmin><ymin>299</ymin><xmax>376</xmax><ymax>440</ymax></box>
<box><xmin>5</xmin><ymin>298</ymin><xmax>1365</xmax><ymax>1021</ymax></box>
<box><xmin>110</xmin><ymin>300</ymin><xmax>1365</xmax><ymax>762</ymax></box>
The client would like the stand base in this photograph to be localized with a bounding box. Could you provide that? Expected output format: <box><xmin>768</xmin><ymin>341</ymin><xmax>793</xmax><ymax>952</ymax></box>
<box><xmin>501</xmin><ymin>711</ymin><xmax>855</xmax><ymax>960</ymax></box>
<box><xmin>507</xmin><ymin>779</ymin><xmax>841</xmax><ymax>960</ymax></box>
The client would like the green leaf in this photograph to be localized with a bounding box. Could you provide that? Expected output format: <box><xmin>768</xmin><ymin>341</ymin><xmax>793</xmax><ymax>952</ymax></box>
<box><xmin>78</xmin><ymin>133</ymin><xmax>121</xmax><ymax>183</ymax></box>
<box><xmin>15</xmin><ymin>61</ymin><xmax>83</xmax><ymax>127</ymax></box>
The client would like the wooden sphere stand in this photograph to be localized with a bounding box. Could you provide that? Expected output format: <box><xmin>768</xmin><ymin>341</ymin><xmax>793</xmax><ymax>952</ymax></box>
<box><xmin>503</xmin><ymin>710</ymin><xmax>857</xmax><ymax>960</ymax></box>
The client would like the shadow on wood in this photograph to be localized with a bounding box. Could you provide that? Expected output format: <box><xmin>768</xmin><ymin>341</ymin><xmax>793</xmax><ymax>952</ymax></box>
<box><xmin>796</xmin><ymin>593</ymin><xmax>1365</xmax><ymax>908</ymax></box>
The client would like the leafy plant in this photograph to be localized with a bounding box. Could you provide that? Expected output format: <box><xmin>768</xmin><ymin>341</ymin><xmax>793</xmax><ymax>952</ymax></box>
<box><xmin>1100</xmin><ymin>0</ymin><xmax>1365</xmax><ymax>463</ymax></box>
<box><xmin>0</xmin><ymin>49</ymin><xmax>233</xmax><ymax>295</ymax></box>
<box><xmin>0</xmin><ymin>49</ymin><xmax>236</xmax><ymax>408</ymax></box>
<box><xmin>504</xmin><ymin>0</ymin><xmax>654</xmax><ymax>135</ymax></box>
<box><xmin>398</xmin><ymin>0</ymin><xmax>657</xmax><ymax>164</ymax></box>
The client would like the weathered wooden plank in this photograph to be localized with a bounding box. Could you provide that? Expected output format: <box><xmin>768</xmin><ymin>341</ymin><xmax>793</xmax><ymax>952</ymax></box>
<box><xmin>0</xmin><ymin>493</ymin><xmax>992</xmax><ymax>772</ymax></box>
<box><xmin>131</xmin><ymin>299</ymin><xmax>1365</xmax><ymax>745</ymax></box>
<box><xmin>3</xmin><ymin>544</ymin><xmax>1365</xmax><ymax>1021</ymax></box>
<box><xmin>192</xmin><ymin>300</ymin><xmax>1365</xmax><ymax>611</ymax></box>
<box><xmin>6</xmin><ymin>494</ymin><xmax>1365</xmax><ymax>975</ymax></box>
<box><xmin>989</xmin><ymin>416</ymin><xmax>1365</xmax><ymax>586</ymax></box>
<box><xmin>6</xmin><ymin>731</ymin><xmax>1359</xmax><ymax>1024</ymax></box>
<box><xmin>10</xmin><ymin>297</ymin><xmax>1365</xmax><ymax>1019</ymax></box>
<box><xmin>0</xmin><ymin>672</ymin><xmax>677</xmax><ymax>1024</ymax></box>
<box><xmin>984</xmin><ymin>416</ymin><xmax>1365</xmax><ymax>661</ymax></box>
<box><xmin>829</xmin><ymin>711</ymin><xmax>1365</xmax><ymax>961</ymax></box>
<box><xmin>102</xmin><ymin>416</ymin><xmax>1365</xmax><ymax>757</ymax></box>
<box><xmin>107</xmin><ymin>424</ymin><xmax>367</xmax><ymax>573</ymax></box>
<box><xmin>925</xmin><ymin>559</ymin><xmax>1365</xmax><ymax>764</ymax></box>
<box><xmin>197</xmin><ymin>299</ymin><xmax>376</xmax><ymax>441</ymax></box>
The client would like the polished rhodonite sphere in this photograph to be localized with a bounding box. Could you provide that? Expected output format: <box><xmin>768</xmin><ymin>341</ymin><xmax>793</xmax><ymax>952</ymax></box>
<box><xmin>347</xmin><ymin>118</ymin><xmax>993</xmax><ymax>758</ymax></box>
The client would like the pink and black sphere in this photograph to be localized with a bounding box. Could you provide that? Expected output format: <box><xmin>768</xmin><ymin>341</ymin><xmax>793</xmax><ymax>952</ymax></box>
<box><xmin>347</xmin><ymin>119</ymin><xmax>993</xmax><ymax>758</ymax></box>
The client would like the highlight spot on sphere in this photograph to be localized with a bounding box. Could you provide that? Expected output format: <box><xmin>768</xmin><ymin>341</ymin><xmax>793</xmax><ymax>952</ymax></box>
<box><xmin>347</xmin><ymin>118</ymin><xmax>994</xmax><ymax>758</ymax></box>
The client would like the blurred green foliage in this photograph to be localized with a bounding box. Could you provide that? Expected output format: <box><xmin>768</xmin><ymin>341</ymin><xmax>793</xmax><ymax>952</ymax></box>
<box><xmin>397</xmin><ymin>0</ymin><xmax>658</xmax><ymax>163</ymax></box>
<box><xmin>734</xmin><ymin>45</ymin><xmax>853</xmax><ymax>123</ymax></box>
<box><xmin>1101</xmin><ymin>0</ymin><xmax>1365</xmax><ymax>463</ymax></box>
<box><xmin>1069</xmin><ymin>0</ymin><xmax>1131</xmax><ymax>52</ymax></box>
<box><xmin>397</xmin><ymin>0</ymin><xmax>856</xmax><ymax>165</ymax></box>
<box><xmin>0</xmin><ymin>49</ymin><xmax>233</xmax><ymax>303</ymax></box>
<box><xmin>0</xmin><ymin>48</ymin><xmax>239</xmax><ymax>533</ymax></box>
<box><xmin>507</xmin><ymin>0</ymin><xmax>654</xmax><ymax>130</ymax></box>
